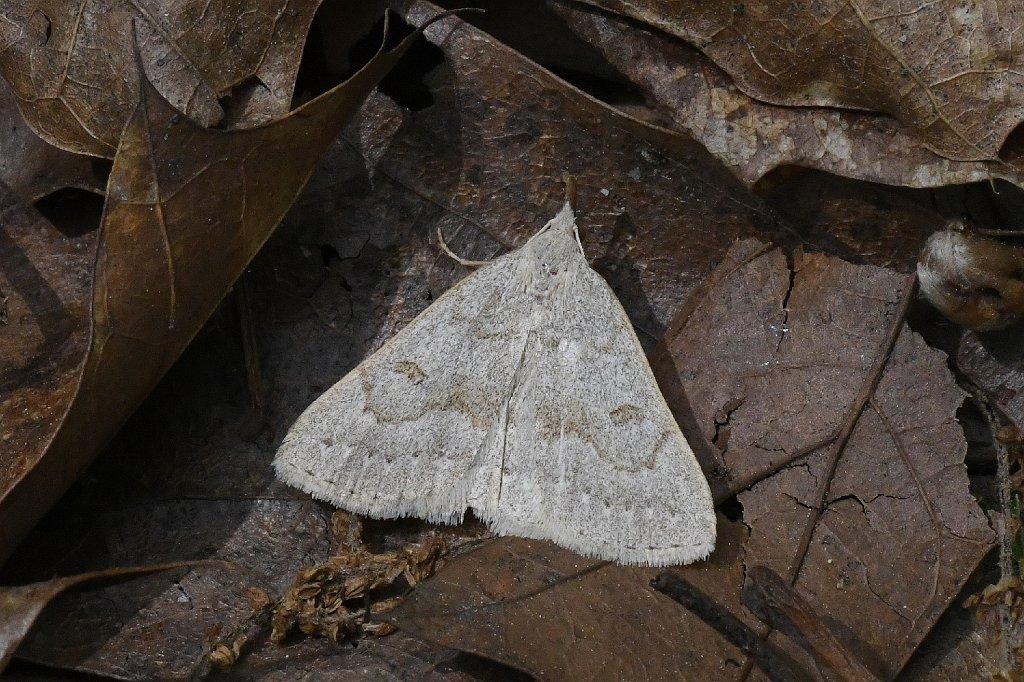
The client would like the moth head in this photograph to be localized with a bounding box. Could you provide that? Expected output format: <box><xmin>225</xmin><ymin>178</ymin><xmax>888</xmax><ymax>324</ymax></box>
<box><xmin>524</xmin><ymin>201</ymin><xmax>585</xmax><ymax>269</ymax></box>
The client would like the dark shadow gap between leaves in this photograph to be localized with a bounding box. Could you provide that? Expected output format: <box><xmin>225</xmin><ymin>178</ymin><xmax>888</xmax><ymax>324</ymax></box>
<box><xmin>32</xmin><ymin>189</ymin><xmax>104</xmax><ymax>238</ymax></box>
<box><xmin>295</xmin><ymin>3</ymin><xmax>445</xmax><ymax>111</ymax></box>
<box><xmin>432</xmin><ymin>0</ymin><xmax>649</xmax><ymax>111</ymax></box>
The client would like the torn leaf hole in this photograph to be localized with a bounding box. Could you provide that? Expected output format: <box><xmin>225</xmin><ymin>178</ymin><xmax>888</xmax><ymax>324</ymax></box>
<box><xmin>217</xmin><ymin>75</ymin><xmax>271</xmax><ymax>126</ymax></box>
<box><xmin>718</xmin><ymin>496</ymin><xmax>743</xmax><ymax>523</ymax></box>
<box><xmin>321</xmin><ymin>243</ymin><xmax>342</xmax><ymax>266</ymax></box>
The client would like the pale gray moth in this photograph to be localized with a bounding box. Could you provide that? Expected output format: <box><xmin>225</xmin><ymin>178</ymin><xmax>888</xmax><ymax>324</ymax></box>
<box><xmin>274</xmin><ymin>203</ymin><xmax>716</xmax><ymax>566</ymax></box>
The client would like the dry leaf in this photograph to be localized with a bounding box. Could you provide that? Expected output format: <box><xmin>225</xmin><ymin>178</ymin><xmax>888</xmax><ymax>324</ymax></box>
<box><xmin>581</xmin><ymin>0</ymin><xmax>1024</xmax><ymax>161</ymax></box>
<box><xmin>958</xmin><ymin>326</ymin><xmax>1024</xmax><ymax>432</ymax></box>
<box><xmin>0</xmin><ymin>78</ymin><xmax>107</xmax><ymax>202</ymax></box>
<box><xmin>0</xmin><ymin>13</ymin><xmax>441</xmax><ymax>563</ymax></box>
<box><xmin>0</xmin><ymin>561</ymin><xmax>226</xmax><ymax>672</ymax></box>
<box><xmin>216</xmin><ymin>631</ymin><xmax>528</xmax><ymax>681</ymax></box>
<box><xmin>668</xmin><ymin>240</ymin><xmax>994</xmax><ymax>677</ymax></box>
<box><xmin>0</xmin><ymin>0</ymin><xmax>323</xmax><ymax>156</ymax></box>
<box><xmin>551</xmin><ymin>1</ymin><xmax>1021</xmax><ymax>190</ymax></box>
<box><xmin>393</xmin><ymin>519</ymin><xmax>754</xmax><ymax>680</ymax></box>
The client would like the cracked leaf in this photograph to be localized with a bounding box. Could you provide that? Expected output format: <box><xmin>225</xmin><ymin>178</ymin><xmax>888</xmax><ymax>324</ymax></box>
<box><xmin>551</xmin><ymin>1</ymin><xmax>1024</xmax><ymax>190</ymax></box>
<box><xmin>0</xmin><ymin>0</ymin><xmax>323</xmax><ymax>157</ymax></box>
<box><xmin>668</xmin><ymin>239</ymin><xmax>995</xmax><ymax>678</ymax></box>
<box><xmin>581</xmin><ymin>0</ymin><xmax>1024</xmax><ymax>162</ymax></box>
<box><xmin>0</xmin><ymin>15</ymin><xmax>436</xmax><ymax>563</ymax></box>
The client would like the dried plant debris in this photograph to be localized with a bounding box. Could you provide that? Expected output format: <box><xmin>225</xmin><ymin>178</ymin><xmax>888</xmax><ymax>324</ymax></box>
<box><xmin>964</xmin><ymin>575</ymin><xmax>1024</xmax><ymax>678</ymax></box>
<box><xmin>272</xmin><ymin>526</ymin><xmax>448</xmax><ymax>644</ymax></box>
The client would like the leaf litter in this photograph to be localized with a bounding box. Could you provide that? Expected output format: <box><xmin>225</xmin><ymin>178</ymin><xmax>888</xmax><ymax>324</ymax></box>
<box><xmin>576</xmin><ymin>0</ymin><xmax>1024</xmax><ymax>162</ymax></box>
<box><xmin>0</xmin><ymin>12</ymin><xmax>442</xmax><ymax>565</ymax></box>
<box><xmin>1</xmin><ymin>1</ymin><xmax>785</xmax><ymax>675</ymax></box>
<box><xmin>545</xmin><ymin>1</ymin><xmax>1024</xmax><ymax>192</ymax></box>
<box><xmin>0</xmin><ymin>0</ymin><xmax>1014</xmax><ymax>678</ymax></box>
<box><xmin>0</xmin><ymin>0</ymin><xmax>323</xmax><ymax>156</ymax></box>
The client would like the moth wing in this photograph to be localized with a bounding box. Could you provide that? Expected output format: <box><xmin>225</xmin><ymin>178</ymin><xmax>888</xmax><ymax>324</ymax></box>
<box><xmin>480</xmin><ymin>260</ymin><xmax>717</xmax><ymax>566</ymax></box>
<box><xmin>274</xmin><ymin>254</ymin><xmax>531</xmax><ymax>523</ymax></box>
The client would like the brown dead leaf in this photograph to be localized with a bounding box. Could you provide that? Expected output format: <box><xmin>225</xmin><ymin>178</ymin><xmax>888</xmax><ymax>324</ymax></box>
<box><xmin>0</xmin><ymin>13</ymin><xmax>441</xmax><ymax>563</ymax></box>
<box><xmin>669</xmin><ymin>240</ymin><xmax>995</xmax><ymax>677</ymax></box>
<box><xmin>394</xmin><ymin>241</ymin><xmax>993</xmax><ymax>680</ymax></box>
<box><xmin>551</xmin><ymin>1</ymin><xmax>1023</xmax><ymax>191</ymax></box>
<box><xmin>393</xmin><ymin>519</ymin><xmax>757</xmax><ymax>680</ymax></box>
<box><xmin>581</xmin><ymin>0</ymin><xmax>1024</xmax><ymax>162</ymax></box>
<box><xmin>0</xmin><ymin>78</ymin><xmax>107</xmax><ymax>203</ymax></box>
<box><xmin>0</xmin><ymin>182</ymin><xmax>93</xmax><ymax>513</ymax></box>
<box><xmin>0</xmin><ymin>0</ymin><xmax>322</xmax><ymax>157</ymax></box>
<box><xmin>0</xmin><ymin>561</ymin><xmax>227</xmax><ymax>672</ymax></box>
<box><xmin>958</xmin><ymin>326</ymin><xmax>1024</xmax><ymax>432</ymax></box>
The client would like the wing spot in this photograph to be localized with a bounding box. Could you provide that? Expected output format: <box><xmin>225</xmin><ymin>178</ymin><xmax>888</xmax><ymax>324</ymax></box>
<box><xmin>609</xmin><ymin>403</ymin><xmax>643</xmax><ymax>425</ymax></box>
<box><xmin>394</xmin><ymin>360</ymin><xmax>427</xmax><ymax>384</ymax></box>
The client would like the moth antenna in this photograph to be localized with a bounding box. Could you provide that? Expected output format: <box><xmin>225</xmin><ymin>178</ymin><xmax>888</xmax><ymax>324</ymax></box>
<box><xmin>436</xmin><ymin>226</ymin><xmax>490</xmax><ymax>268</ymax></box>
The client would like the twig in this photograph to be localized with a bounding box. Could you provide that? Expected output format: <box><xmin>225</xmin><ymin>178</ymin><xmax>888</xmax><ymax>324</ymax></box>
<box><xmin>651</xmin><ymin>572</ymin><xmax>814</xmax><ymax>682</ymax></box>
<box><xmin>742</xmin><ymin>565</ymin><xmax>883</xmax><ymax>682</ymax></box>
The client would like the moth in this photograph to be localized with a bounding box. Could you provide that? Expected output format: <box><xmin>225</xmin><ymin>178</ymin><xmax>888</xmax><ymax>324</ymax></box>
<box><xmin>275</xmin><ymin>202</ymin><xmax>716</xmax><ymax>566</ymax></box>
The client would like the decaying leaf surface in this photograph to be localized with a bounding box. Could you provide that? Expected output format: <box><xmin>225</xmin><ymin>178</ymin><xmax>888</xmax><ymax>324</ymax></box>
<box><xmin>393</xmin><ymin>519</ymin><xmax>755</xmax><ymax>681</ymax></box>
<box><xmin>0</xmin><ymin>0</ymin><xmax>322</xmax><ymax>157</ymax></box>
<box><xmin>0</xmin><ymin>182</ymin><xmax>93</xmax><ymax>504</ymax></box>
<box><xmin>582</xmin><ymin>0</ymin><xmax>1024</xmax><ymax>162</ymax></box>
<box><xmin>0</xmin><ymin>15</ymin><xmax>436</xmax><ymax>564</ymax></box>
<box><xmin>0</xmin><ymin>79</ymin><xmax>106</xmax><ymax>202</ymax></box>
<box><xmin>549</xmin><ymin>1</ymin><xmax>1023</xmax><ymax>191</ymax></box>
<box><xmin>958</xmin><ymin>327</ymin><xmax>1024</xmax><ymax>430</ymax></box>
<box><xmin>393</xmin><ymin>241</ymin><xmax>993</xmax><ymax>680</ymax></box>
<box><xmin>215</xmin><ymin>631</ymin><xmax>525</xmax><ymax>681</ymax></box>
<box><xmin>0</xmin><ymin>561</ymin><xmax>226</xmax><ymax>671</ymax></box>
<box><xmin>669</xmin><ymin>240</ymin><xmax>995</xmax><ymax>678</ymax></box>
